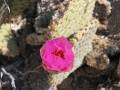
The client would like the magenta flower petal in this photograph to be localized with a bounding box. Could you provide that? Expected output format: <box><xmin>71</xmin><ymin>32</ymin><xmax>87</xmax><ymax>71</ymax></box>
<box><xmin>40</xmin><ymin>37</ymin><xmax>74</xmax><ymax>73</ymax></box>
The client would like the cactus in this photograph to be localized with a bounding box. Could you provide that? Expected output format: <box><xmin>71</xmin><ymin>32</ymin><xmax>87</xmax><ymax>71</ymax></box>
<box><xmin>22</xmin><ymin>0</ymin><xmax>100</xmax><ymax>90</ymax></box>
<box><xmin>23</xmin><ymin>18</ymin><xmax>99</xmax><ymax>90</ymax></box>
<box><xmin>45</xmin><ymin>0</ymin><xmax>99</xmax><ymax>88</ymax></box>
<box><xmin>0</xmin><ymin>24</ymin><xmax>19</xmax><ymax>57</ymax></box>
<box><xmin>48</xmin><ymin>18</ymin><xmax>99</xmax><ymax>89</ymax></box>
<box><xmin>50</xmin><ymin>0</ymin><xmax>97</xmax><ymax>38</ymax></box>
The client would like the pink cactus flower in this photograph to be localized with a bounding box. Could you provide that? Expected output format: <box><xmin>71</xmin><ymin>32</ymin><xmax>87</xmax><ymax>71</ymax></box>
<box><xmin>40</xmin><ymin>37</ymin><xmax>74</xmax><ymax>73</ymax></box>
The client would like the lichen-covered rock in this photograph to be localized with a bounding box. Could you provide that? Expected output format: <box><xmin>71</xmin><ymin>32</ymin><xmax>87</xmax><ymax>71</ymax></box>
<box><xmin>10</xmin><ymin>16</ymin><xmax>27</xmax><ymax>32</ymax></box>
<box><xmin>37</xmin><ymin>0</ymin><xmax>70</xmax><ymax>16</ymax></box>
<box><xmin>0</xmin><ymin>24</ymin><xmax>19</xmax><ymax>57</ymax></box>
<box><xmin>97</xmin><ymin>0</ymin><xmax>112</xmax><ymax>15</ymax></box>
<box><xmin>93</xmin><ymin>35</ymin><xmax>111</xmax><ymax>49</ymax></box>
<box><xmin>85</xmin><ymin>50</ymin><xmax>110</xmax><ymax>70</ymax></box>
<box><xmin>34</xmin><ymin>14</ymin><xmax>52</xmax><ymax>33</ymax></box>
<box><xmin>84</xmin><ymin>35</ymin><xmax>111</xmax><ymax>70</ymax></box>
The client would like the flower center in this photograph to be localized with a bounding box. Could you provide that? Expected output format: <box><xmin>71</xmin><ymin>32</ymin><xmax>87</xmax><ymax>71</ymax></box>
<box><xmin>52</xmin><ymin>49</ymin><xmax>64</xmax><ymax>59</ymax></box>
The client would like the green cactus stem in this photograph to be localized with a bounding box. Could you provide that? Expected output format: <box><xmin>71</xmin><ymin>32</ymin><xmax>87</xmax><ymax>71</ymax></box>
<box><xmin>0</xmin><ymin>23</ymin><xmax>19</xmax><ymax>57</ymax></box>
<box><xmin>50</xmin><ymin>0</ymin><xmax>97</xmax><ymax>38</ymax></box>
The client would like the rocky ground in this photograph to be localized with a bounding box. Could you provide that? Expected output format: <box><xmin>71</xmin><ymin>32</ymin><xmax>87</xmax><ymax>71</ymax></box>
<box><xmin>0</xmin><ymin>0</ymin><xmax>120</xmax><ymax>90</ymax></box>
